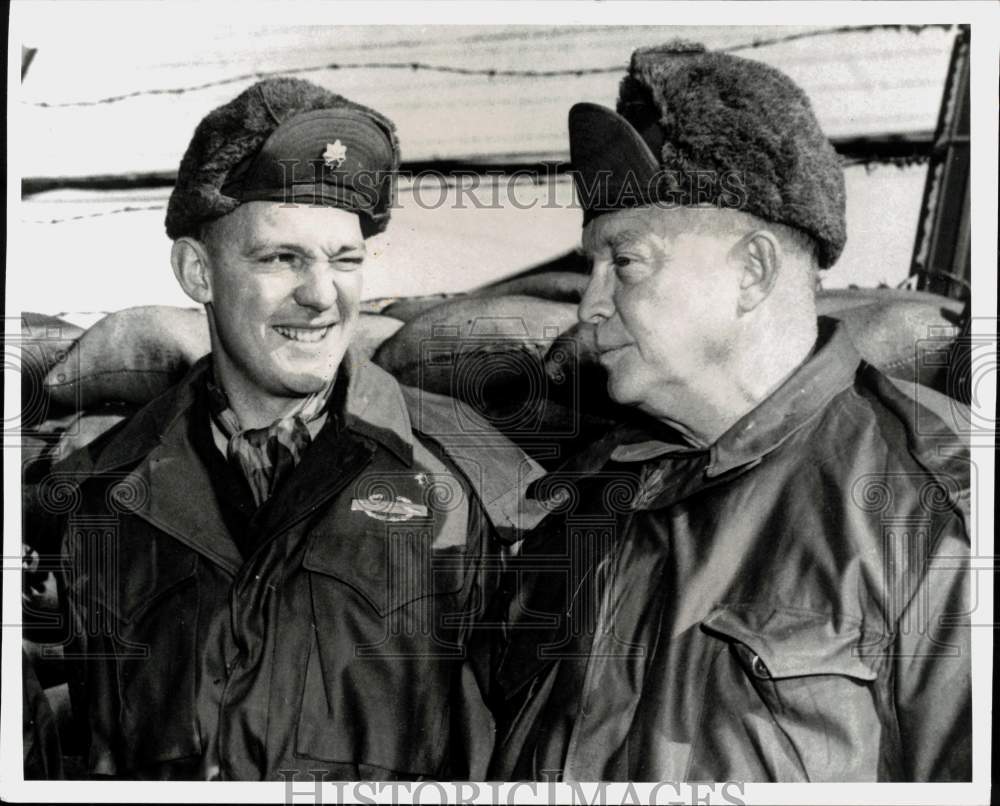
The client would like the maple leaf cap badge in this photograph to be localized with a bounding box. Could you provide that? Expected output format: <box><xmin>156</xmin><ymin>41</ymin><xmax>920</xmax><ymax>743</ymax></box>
<box><xmin>323</xmin><ymin>140</ymin><xmax>348</xmax><ymax>168</ymax></box>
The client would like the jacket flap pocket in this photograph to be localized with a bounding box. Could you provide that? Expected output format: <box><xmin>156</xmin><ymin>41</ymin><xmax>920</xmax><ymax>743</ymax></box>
<box><xmin>75</xmin><ymin>523</ymin><xmax>199</xmax><ymax>624</ymax></box>
<box><xmin>303</xmin><ymin>525</ymin><xmax>467</xmax><ymax>616</ymax></box>
<box><xmin>700</xmin><ymin>604</ymin><xmax>879</xmax><ymax>681</ymax></box>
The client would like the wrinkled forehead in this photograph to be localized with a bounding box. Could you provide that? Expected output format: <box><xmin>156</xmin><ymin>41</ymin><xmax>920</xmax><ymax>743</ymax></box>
<box><xmin>580</xmin><ymin>207</ymin><xmax>660</xmax><ymax>254</ymax></box>
<box><xmin>204</xmin><ymin>201</ymin><xmax>366</xmax><ymax>251</ymax></box>
<box><xmin>581</xmin><ymin>205</ymin><xmax>754</xmax><ymax>254</ymax></box>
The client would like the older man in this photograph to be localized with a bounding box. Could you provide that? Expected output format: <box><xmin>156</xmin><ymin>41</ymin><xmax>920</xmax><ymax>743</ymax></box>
<box><xmin>49</xmin><ymin>78</ymin><xmax>540</xmax><ymax>780</ymax></box>
<box><xmin>490</xmin><ymin>43</ymin><xmax>971</xmax><ymax>782</ymax></box>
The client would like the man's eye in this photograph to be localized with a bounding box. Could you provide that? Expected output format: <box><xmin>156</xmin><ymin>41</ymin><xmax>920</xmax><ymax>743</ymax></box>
<box><xmin>335</xmin><ymin>256</ymin><xmax>365</xmax><ymax>270</ymax></box>
<box><xmin>611</xmin><ymin>254</ymin><xmax>649</xmax><ymax>283</ymax></box>
<box><xmin>261</xmin><ymin>253</ymin><xmax>298</xmax><ymax>265</ymax></box>
<box><xmin>613</xmin><ymin>254</ymin><xmax>644</xmax><ymax>276</ymax></box>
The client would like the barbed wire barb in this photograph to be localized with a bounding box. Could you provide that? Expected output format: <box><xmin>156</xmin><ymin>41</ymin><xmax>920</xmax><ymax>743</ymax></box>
<box><xmin>23</xmin><ymin>204</ymin><xmax>165</xmax><ymax>225</ymax></box>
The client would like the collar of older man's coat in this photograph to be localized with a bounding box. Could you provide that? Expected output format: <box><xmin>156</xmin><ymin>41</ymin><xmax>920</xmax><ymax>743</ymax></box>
<box><xmin>707</xmin><ymin>317</ymin><xmax>861</xmax><ymax>477</ymax></box>
<box><xmin>608</xmin><ymin>318</ymin><xmax>862</xmax><ymax>478</ymax></box>
<box><xmin>91</xmin><ymin>350</ymin><xmax>415</xmax><ymax>475</ymax></box>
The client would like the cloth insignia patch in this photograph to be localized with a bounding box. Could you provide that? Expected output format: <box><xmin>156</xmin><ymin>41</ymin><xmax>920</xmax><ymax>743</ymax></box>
<box><xmin>351</xmin><ymin>494</ymin><xmax>428</xmax><ymax>522</ymax></box>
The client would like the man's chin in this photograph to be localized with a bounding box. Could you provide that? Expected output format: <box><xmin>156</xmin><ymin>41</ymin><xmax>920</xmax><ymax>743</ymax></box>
<box><xmin>605</xmin><ymin>372</ymin><xmax>641</xmax><ymax>408</ymax></box>
<box><xmin>276</xmin><ymin>348</ymin><xmax>347</xmax><ymax>388</ymax></box>
<box><xmin>281</xmin><ymin>370</ymin><xmax>337</xmax><ymax>396</ymax></box>
<box><xmin>275</xmin><ymin>361</ymin><xmax>343</xmax><ymax>396</ymax></box>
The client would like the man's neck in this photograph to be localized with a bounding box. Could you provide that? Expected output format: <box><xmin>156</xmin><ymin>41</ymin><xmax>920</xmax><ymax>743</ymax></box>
<box><xmin>210</xmin><ymin>362</ymin><xmax>334</xmax><ymax>431</ymax></box>
<box><xmin>645</xmin><ymin>319</ymin><xmax>818</xmax><ymax>447</ymax></box>
<box><xmin>223</xmin><ymin>386</ymin><xmax>308</xmax><ymax>430</ymax></box>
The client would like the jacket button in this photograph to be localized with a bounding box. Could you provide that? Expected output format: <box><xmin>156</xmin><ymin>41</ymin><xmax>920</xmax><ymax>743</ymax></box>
<box><xmin>751</xmin><ymin>653</ymin><xmax>771</xmax><ymax>679</ymax></box>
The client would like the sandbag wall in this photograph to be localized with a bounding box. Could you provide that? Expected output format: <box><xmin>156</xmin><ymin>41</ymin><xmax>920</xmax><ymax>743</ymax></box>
<box><xmin>21</xmin><ymin>278</ymin><xmax>966</xmax><ymax>476</ymax></box>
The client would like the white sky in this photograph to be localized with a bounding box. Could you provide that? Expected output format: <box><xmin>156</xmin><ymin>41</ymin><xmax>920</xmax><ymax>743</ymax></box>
<box><xmin>13</xmin><ymin>17</ymin><xmax>954</xmax><ymax>172</ymax></box>
<box><xmin>7</xmin><ymin>10</ymin><xmax>957</xmax><ymax>312</ymax></box>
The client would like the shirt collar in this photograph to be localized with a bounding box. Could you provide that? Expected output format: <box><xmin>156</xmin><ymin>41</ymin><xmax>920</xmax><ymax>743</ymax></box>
<box><xmin>609</xmin><ymin>318</ymin><xmax>862</xmax><ymax>476</ymax></box>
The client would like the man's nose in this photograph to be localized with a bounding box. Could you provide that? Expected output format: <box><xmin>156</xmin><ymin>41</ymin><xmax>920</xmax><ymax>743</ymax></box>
<box><xmin>293</xmin><ymin>263</ymin><xmax>338</xmax><ymax>311</ymax></box>
<box><xmin>578</xmin><ymin>266</ymin><xmax>615</xmax><ymax>325</ymax></box>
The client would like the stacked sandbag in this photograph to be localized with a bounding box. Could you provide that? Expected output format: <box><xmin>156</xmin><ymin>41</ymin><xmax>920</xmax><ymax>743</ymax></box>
<box><xmin>17</xmin><ymin>314</ymin><xmax>83</xmax><ymax>428</ymax></box>
<box><xmin>21</xmin><ymin>404</ymin><xmax>136</xmax><ymax>551</ymax></box>
<box><xmin>17</xmin><ymin>315</ymin><xmax>131</xmax><ymax>553</ymax></box>
<box><xmin>373</xmin><ymin>281</ymin><xmax>964</xmax><ymax>404</ymax></box>
<box><xmin>372</xmin><ymin>282</ymin><xmax>965</xmax><ymax>463</ymax></box>
<box><xmin>377</xmin><ymin>294</ymin><xmax>456</xmax><ymax>323</ymax></box>
<box><xmin>43</xmin><ymin>306</ymin><xmax>210</xmax><ymax>410</ymax></box>
<box><xmin>816</xmin><ymin>289</ymin><xmax>964</xmax><ymax>392</ymax></box>
<box><xmin>372</xmin><ymin>295</ymin><xmax>601</xmax><ymax>460</ymax></box>
<box><xmin>21</xmin><ymin>278</ymin><xmax>965</xmax><ymax>468</ymax></box>
<box><xmin>373</xmin><ymin>295</ymin><xmax>578</xmax><ymax>390</ymax></box>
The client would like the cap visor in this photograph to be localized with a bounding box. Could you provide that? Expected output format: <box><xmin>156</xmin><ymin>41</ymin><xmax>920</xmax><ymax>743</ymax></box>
<box><xmin>568</xmin><ymin>103</ymin><xmax>662</xmax><ymax>219</ymax></box>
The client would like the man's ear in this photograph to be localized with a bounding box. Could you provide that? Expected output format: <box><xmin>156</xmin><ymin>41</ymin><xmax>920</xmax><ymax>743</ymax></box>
<box><xmin>170</xmin><ymin>237</ymin><xmax>213</xmax><ymax>305</ymax></box>
<box><xmin>736</xmin><ymin>230</ymin><xmax>780</xmax><ymax>313</ymax></box>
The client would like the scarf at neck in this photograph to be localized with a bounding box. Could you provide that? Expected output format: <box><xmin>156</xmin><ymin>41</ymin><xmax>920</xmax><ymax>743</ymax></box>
<box><xmin>206</xmin><ymin>377</ymin><xmax>336</xmax><ymax>508</ymax></box>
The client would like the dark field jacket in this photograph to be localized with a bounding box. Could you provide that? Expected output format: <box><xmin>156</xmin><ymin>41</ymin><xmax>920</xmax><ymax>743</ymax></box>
<box><xmin>50</xmin><ymin>357</ymin><xmax>542</xmax><ymax>780</ymax></box>
<box><xmin>491</xmin><ymin>321</ymin><xmax>972</xmax><ymax>782</ymax></box>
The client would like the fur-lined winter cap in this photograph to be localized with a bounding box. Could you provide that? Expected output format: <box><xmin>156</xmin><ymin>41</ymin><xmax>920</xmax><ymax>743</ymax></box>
<box><xmin>569</xmin><ymin>41</ymin><xmax>846</xmax><ymax>268</ymax></box>
<box><xmin>166</xmin><ymin>78</ymin><xmax>400</xmax><ymax>240</ymax></box>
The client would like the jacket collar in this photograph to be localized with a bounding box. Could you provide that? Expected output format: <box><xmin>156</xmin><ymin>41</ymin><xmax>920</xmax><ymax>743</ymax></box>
<box><xmin>87</xmin><ymin>351</ymin><xmax>415</xmax><ymax>573</ymax></box>
<box><xmin>609</xmin><ymin>318</ymin><xmax>862</xmax><ymax>477</ymax></box>
<box><xmin>92</xmin><ymin>350</ymin><xmax>414</xmax><ymax>475</ymax></box>
<box><xmin>339</xmin><ymin>353</ymin><xmax>414</xmax><ymax>467</ymax></box>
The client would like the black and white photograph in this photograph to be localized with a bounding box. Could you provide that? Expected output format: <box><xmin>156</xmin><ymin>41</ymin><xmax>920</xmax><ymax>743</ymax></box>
<box><xmin>3</xmin><ymin>2</ymin><xmax>996</xmax><ymax>804</ymax></box>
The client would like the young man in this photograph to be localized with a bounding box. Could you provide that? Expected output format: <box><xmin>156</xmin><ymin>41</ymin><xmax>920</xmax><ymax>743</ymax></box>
<box><xmin>48</xmin><ymin>78</ymin><xmax>541</xmax><ymax>780</ymax></box>
<box><xmin>490</xmin><ymin>43</ymin><xmax>971</xmax><ymax>782</ymax></box>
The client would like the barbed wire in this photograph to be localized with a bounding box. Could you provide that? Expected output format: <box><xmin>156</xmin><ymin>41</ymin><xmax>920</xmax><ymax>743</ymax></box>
<box><xmin>716</xmin><ymin>23</ymin><xmax>952</xmax><ymax>53</ymax></box>
<box><xmin>26</xmin><ymin>23</ymin><xmax>955</xmax><ymax>109</ymax></box>
<box><xmin>23</xmin><ymin>204</ymin><xmax>165</xmax><ymax>224</ymax></box>
<box><xmin>852</xmin><ymin>154</ymin><xmax>931</xmax><ymax>171</ymax></box>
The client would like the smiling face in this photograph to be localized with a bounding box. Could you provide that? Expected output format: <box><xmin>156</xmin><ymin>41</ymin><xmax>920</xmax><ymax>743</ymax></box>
<box><xmin>196</xmin><ymin>202</ymin><xmax>365</xmax><ymax>422</ymax></box>
<box><xmin>578</xmin><ymin>206</ymin><xmax>744</xmax><ymax>420</ymax></box>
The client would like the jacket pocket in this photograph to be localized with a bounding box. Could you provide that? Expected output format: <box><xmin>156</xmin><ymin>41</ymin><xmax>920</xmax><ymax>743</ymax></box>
<box><xmin>701</xmin><ymin>604</ymin><xmax>879</xmax><ymax>682</ymax></box>
<box><xmin>301</xmin><ymin>522</ymin><xmax>468</xmax><ymax>616</ymax></box>
<box><xmin>99</xmin><ymin>526</ymin><xmax>199</xmax><ymax>626</ymax></box>
<box><xmin>694</xmin><ymin>603</ymin><xmax>885</xmax><ymax>781</ymax></box>
<box><xmin>295</xmin><ymin>525</ymin><xmax>472</xmax><ymax>777</ymax></box>
<box><xmin>77</xmin><ymin>520</ymin><xmax>201</xmax><ymax>769</ymax></box>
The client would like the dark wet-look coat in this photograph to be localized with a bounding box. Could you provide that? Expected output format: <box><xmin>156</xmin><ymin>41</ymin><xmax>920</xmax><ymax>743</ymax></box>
<box><xmin>49</xmin><ymin>356</ymin><xmax>541</xmax><ymax>780</ymax></box>
<box><xmin>491</xmin><ymin>321</ymin><xmax>972</xmax><ymax>782</ymax></box>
